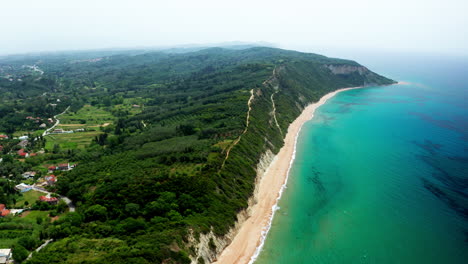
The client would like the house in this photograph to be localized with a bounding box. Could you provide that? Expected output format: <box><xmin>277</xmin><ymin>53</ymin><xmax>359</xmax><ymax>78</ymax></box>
<box><xmin>22</xmin><ymin>171</ymin><xmax>36</xmax><ymax>179</ymax></box>
<box><xmin>18</xmin><ymin>140</ymin><xmax>28</xmax><ymax>147</ymax></box>
<box><xmin>0</xmin><ymin>248</ymin><xmax>12</xmax><ymax>264</ymax></box>
<box><xmin>45</xmin><ymin>175</ymin><xmax>57</xmax><ymax>186</ymax></box>
<box><xmin>75</xmin><ymin>128</ymin><xmax>85</xmax><ymax>132</ymax></box>
<box><xmin>15</xmin><ymin>183</ymin><xmax>32</xmax><ymax>193</ymax></box>
<box><xmin>17</xmin><ymin>149</ymin><xmax>29</xmax><ymax>158</ymax></box>
<box><xmin>52</xmin><ymin>129</ymin><xmax>64</xmax><ymax>134</ymax></box>
<box><xmin>0</xmin><ymin>135</ymin><xmax>8</xmax><ymax>140</ymax></box>
<box><xmin>18</xmin><ymin>136</ymin><xmax>28</xmax><ymax>140</ymax></box>
<box><xmin>39</xmin><ymin>123</ymin><xmax>47</xmax><ymax>128</ymax></box>
<box><xmin>58</xmin><ymin>163</ymin><xmax>70</xmax><ymax>171</ymax></box>
<box><xmin>39</xmin><ymin>196</ymin><xmax>58</xmax><ymax>205</ymax></box>
<box><xmin>132</xmin><ymin>104</ymin><xmax>141</xmax><ymax>108</ymax></box>
<box><xmin>48</xmin><ymin>165</ymin><xmax>57</xmax><ymax>172</ymax></box>
<box><xmin>0</xmin><ymin>204</ymin><xmax>10</xmax><ymax>217</ymax></box>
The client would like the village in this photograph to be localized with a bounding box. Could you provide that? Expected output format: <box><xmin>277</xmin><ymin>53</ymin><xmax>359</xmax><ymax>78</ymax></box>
<box><xmin>0</xmin><ymin>131</ymin><xmax>77</xmax><ymax>264</ymax></box>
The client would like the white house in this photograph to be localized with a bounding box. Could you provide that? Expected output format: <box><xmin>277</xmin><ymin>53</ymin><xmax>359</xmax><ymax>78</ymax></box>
<box><xmin>22</xmin><ymin>171</ymin><xmax>36</xmax><ymax>179</ymax></box>
<box><xmin>15</xmin><ymin>183</ymin><xmax>32</xmax><ymax>193</ymax></box>
<box><xmin>0</xmin><ymin>248</ymin><xmax>11</xmax><ymax>264</ymax></box>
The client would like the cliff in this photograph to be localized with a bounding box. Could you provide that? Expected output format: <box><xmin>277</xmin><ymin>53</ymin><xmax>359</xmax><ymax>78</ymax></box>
<box><xmin>186</xmin><ymin>56</ymin><xmax>394</xmax><ymax>263</ymax></box>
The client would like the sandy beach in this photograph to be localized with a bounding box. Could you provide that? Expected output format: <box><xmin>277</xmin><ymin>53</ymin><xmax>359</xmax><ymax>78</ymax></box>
<box><xmin>214</xmin><ymin>86</ymin><xmax>364</xmax><ymax>264</ymax></box>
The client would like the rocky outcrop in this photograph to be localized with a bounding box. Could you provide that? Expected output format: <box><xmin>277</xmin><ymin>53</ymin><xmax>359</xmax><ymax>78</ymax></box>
<box><xmin>187</xmin><ymin>149</ymin><xmax>276</xmax><ymax>264</ymax></box>
<box><xmin>325</xmin><ymin>64</ymin><xmax>369</xmax><ymax>75</ymax></box>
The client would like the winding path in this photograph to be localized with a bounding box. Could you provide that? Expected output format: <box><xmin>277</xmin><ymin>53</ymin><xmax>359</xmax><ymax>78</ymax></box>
<box><xmin>27</xmin><ymin>239</ymin><xmax>53</xmax><ymax>260</ymax></box>
<box><xmin>220</xmin><ymin>89</ymin><xmax>255</xmax><ymax>170</ymax></box>
<box><xmin>270</xmin><ymin>91</ymin><xmax>283</xmax><ymax>136</ymax></box>
<box><xmin>42</xmin><ymin>105</ymin><xmax>70</xmax><ymax>136</ymax></box>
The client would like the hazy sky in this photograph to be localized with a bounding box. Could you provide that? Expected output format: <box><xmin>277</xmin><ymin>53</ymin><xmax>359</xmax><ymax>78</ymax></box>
<box><xmin>1</xmin><ymin>0</ymin><xmax>467</xmax><ymax>56</ymax></box>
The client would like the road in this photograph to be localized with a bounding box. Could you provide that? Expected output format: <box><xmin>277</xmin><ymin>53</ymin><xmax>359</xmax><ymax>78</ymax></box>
<box><xmin>27</xmin><ymin>239</ymin><xmax>53</xmax><ymax>260</ymax></box>
<box><xmin>32</xmin><ymin>185</ymin><xmax>75</xmax><ymax>212</ymax></box>
<box><xmin>42</xmin><ymin>105</ymin><xmax>70</xmax><ymax>136</ymax></box>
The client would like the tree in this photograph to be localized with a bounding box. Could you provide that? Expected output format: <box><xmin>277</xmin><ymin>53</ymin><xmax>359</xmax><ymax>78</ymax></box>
<box><xmin>18</xmin><ymin>236</ymin><xmax>37</xmax><ymax>251</ymax></box>
<box><xmin>84</xmin><ymin>204</ymin><xmax>107</xmax><ymax>222</ymax></box>
<box><xmin>52</xmin><ymin>143</ymin><xmax>60</xmax><ymax>154</ymax></box>
<box><xmin>13</xmin><ymin>244</ymin><xmax>29</xmax><ymax>263</ymax></box>
<box><xmin>125</xmin><ymin>203</ymin><xmax>140</xmax><ymax>217</ymax></box>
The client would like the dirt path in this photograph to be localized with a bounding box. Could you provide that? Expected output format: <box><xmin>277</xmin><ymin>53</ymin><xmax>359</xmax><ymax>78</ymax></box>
<box><xmin>220</xmin><ymin>89</ymin><xmax>255</xmax><ymax>170</ymax></box>
<box><xmin>270</xmin><ymin>91</ymin><xmax>282</xmax><ymax>136</ymax></box>
<box><xmin>27</xmin><ymin>239</ymin><xmax>53</xmax><ymax>260</ymax></box>
<box><xmin>264</xmin><ymin>66</ymin><xmax>283</xmax><ymax>136</ymax></box>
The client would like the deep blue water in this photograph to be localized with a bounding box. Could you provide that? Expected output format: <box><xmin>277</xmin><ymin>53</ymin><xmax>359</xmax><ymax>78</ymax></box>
<box><xmin>256</xmin><ymin>54</ymin><xmax>468</xmax><ymax>263</ymax></box>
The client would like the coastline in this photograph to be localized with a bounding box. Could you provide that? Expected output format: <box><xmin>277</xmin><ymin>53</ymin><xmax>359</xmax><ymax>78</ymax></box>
<box><xmin>214</xmin><ymin>86</ymin><xmax>365</xmax><ymax>264</ymax></box>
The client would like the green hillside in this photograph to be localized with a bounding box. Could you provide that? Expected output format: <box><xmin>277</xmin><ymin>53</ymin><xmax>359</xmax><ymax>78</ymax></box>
<box><xmin>1</xmin><ymin>47</ymin><xmax>394</xmax><ymax>263</ymax></box>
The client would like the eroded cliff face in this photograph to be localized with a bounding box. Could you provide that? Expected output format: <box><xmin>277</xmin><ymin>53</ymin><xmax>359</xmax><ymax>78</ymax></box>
<box><xmin>187</xmin><ymin>149</ymin><xmax>276</xmax><ymax>264</ymax></box>
<box><xmin>325</xmin><ymin>64</ymin><xmax>369</xmax><ymax>75</ymax></box>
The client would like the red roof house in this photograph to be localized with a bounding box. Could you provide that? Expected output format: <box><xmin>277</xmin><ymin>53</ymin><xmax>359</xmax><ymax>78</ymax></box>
<box><xmin>39</xmin><ymin>196</ymin><xmax>59</xmax><ymax>204</ymax></box>
<box><xmin>1</xmin><ymin>209</ymin><xmax>10</xmax><ymax>217</ymax></box>
<box><xmin>0</xmin><ymin>135</ymin><xmax>8</xmax><ymax>139</ymax></box>
<box><xmin>17</xmin><ymin>149</ymin><xmax>28</xmax><ymax>157</ymax></box>
<box><xmin>58</xmin><ymin>163</ymin><xmax>70</xmax><ymax>171</ymax></box>
<box><xmin>45</xmin><ymin>175</ymin><xmax>57</xmax><ymax>185</ymax></box>
<box><xmin>0</xmin><ymin>204</ymin><xmax>10</xmax><ymax>217</ymax></box>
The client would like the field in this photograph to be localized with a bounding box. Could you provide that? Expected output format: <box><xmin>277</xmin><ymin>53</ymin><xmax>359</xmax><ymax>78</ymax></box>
<box><xmin>0</xmin><ymin>210</ymin><xmax>50</xmax><ymax>248</ymax></box>
<box><xmin>15</xmin><ymin>190</ymin><xmax>44</xmax><ymax>207</ymax></box>
<box><xmin>21</xmin><ymin>210</ymin><xmax>51</xmax><ymax>220</ymax></box>
<box><xmin>58</xmin><ymin>104</ymin><xmax>115</xmax><ymax>129</ymax></box>
<box><xmin>12</xmin><ymin>130</ymin><xmax>44</xmax><ymax>138</ymax></box>
<box><xmin>45</xmin><ymin>131</ymin><xmax>103</xmax><ymax>150</ymax></box>
<box><xmin>44</xmin><ymin>105</ymin><xmax>112</xmax><ymax>150</ymax></box>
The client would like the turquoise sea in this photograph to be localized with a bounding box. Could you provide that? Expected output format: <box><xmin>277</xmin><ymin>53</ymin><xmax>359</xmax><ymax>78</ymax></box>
<box><xmin>255</xmin><ymin>54</ymin><xmax>468</xmax><ymax>263</ymax></box>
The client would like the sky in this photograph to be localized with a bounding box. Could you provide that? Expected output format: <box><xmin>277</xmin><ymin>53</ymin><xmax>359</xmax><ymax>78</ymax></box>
<box><xmin>1</xmin><ymin>0</ymin><xmax>468</xmax><ymax>56</ymax></box>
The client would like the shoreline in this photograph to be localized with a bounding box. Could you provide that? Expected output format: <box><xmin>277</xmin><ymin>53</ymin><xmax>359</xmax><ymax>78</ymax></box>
<box><xmin>214</xmin><ymin>85</ymin><xmax>366</xmax><ymax>264</ymax></box>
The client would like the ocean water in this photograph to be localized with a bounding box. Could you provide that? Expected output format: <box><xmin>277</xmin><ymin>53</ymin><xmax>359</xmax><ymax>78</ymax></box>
<box><xmin>255</xmin><ymin>54</ymin><xmax>468</xmax><ymax>264</ymax></box>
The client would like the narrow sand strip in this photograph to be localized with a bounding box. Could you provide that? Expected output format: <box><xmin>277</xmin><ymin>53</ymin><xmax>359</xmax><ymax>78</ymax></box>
<box><xmin>214</xmin><ymin>86</ymin><xmax>364</xmax><ymax>264</ymax></box>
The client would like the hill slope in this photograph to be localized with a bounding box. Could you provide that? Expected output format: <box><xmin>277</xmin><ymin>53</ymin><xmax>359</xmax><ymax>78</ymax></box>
<box><xmin>12</xmin><ymin>47</ymin><xmax>395</xmax><ymax>264</ymax></box>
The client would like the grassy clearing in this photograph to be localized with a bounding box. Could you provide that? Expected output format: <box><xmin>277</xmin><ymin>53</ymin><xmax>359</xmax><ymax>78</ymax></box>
<box><xmin>58</xmin><ymin>104</ymin><xmax>115</xmax><ymax>129</ymax></box>
<box><xmin>22</xmin><ymin>210</ymin><xmax>51</xmax><ymax>221</ymax></box>
<box><xmin>45</xmin><ymin>131</ymin><xmax>103</xmax><ymax>150</ymax></box>
<box><xmin>15</xmin><ymin>190</ymin><xmax>44</xmax><ymax>207</ymax></box>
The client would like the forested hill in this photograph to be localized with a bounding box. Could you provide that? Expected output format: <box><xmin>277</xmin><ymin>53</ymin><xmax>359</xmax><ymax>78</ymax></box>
<box><xmin>2</xmin><ymin>47</ymin><xmax>394</xmax><ymax>263</ymax></box>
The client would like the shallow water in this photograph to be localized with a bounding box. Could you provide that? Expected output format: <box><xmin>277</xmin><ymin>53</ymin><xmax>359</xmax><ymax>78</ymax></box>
<box><xmin>255</xmin><ymin>55</ymin><xmax>468</xmax><ymax>263</ymax></box>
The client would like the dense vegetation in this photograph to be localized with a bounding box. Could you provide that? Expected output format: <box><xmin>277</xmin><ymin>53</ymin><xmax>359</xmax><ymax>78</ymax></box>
<box><xmin>0</xmin><ymin>47</ymin><xmax>394</xmax><ymax>263</ymax></box>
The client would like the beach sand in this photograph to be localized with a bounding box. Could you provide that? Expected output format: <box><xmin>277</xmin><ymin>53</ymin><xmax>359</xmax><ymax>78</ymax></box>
<box><xmin>214</xmin><ymin>86</ymin><xmax>363</xmax><ymax>264</ymax></box>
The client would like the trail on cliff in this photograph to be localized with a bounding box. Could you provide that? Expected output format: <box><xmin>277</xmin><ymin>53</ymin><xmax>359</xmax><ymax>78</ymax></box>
<box><xmin>220</xmin><ymin>89</ymin><xmax>255</xmax><ymax>170</ymax></box>
<box><xmin>264</xmin><ymin>66</ymin><xmax>283</xmax><ymax>136</ymax></box>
